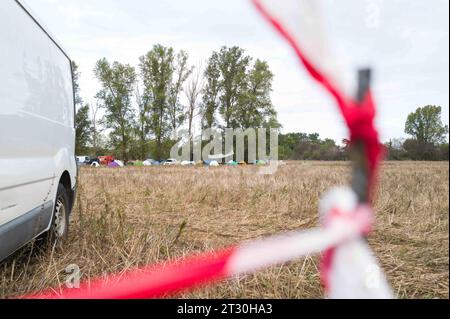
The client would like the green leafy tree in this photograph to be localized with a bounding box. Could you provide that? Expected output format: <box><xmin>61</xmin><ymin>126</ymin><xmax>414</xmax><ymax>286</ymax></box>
<box><xmin>217</xmin><ymin>46</ymin><xmax>250</xmax><ymax>128</ymax></box>
<box><xmin>71</xmin><ymin>61</ymin><xmax>83</xmax><ymax>107</ymax></box>
<box><xmin>278</xmin><ymin>133</ymin><xmax>345</xmax><ymax>160</ymax></box>
<box><xmin>237</xmin><ymin>59</ymin><xmax>280</xmax><ymax>129</ymax></box>
<box><xmin>72</xmin><ymin>61</ymin><xmax>92</xmax><ymax>154</ymax></box>
<box><xmin>201</xmin><ymin>52</ymin><xmax>221</xmax><ymax>129</ymax></box>
<box><xmin>75</xmin><ymin>104</ymin><xmax>92</xmax><ymax>155</ymax></box>
<box><xmin>139</xmin><ymin>45</ymin><xmax>174</xmax><ymax>160</ymax></box>
<box><xmin>405</xmin><ymin>105</ymin><xmax>448</xmax><ymax>145</ymax></box>
<box><xmin>134</xmin><ymin>86</ymin><xmax>151</xmax><ymax>160</ymax></box>
<box><xmin>278</xmin><ymin>133</ymin><xmax>307</xmax><ymax>159</ymax></box>
<box><xmin>203</xmin><ymin>48</ymin><xmax>279</xmax><ymax>131</ymax></box>
<box><xmin>403</xmin><ymin>139</ymin><xmax>440</xmax><ymax>161</ymax></box>
<box><xmin>139</xmin><ymin>45</ymin><xmax>191</xmax><ymax>159</ymax></box>
<box><xmin>385</xmin><ymin>138</ymin><xmax>408</xmax><ymax>160</ymax></box>
<box><xmin>168</xmin><ymin>50</ymin><xmax>192</xmax><ymax>134</ymax></box>
<box><xmin>94</xmin><ymin>58</ymin><xmax>137</xmax><ymax>161</ymax></box>
<box><xmin>439</xmin><ymin>143</ymin><xmax>449</xmax><ymax>160</ymax></box>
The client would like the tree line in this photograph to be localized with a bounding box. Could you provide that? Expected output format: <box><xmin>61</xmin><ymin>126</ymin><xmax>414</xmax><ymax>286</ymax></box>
<box><xmin>75</xmin><ymin>45</ymin><xmax>280</xmax><ymax>161</ymax></box>
<box><xmin>278</xmin><ymin>105</ymin><xmax>448</xmax><ymax>161</ymax></box>
<box><xmin>75</xmin><ymin>45</ymin><xmax>448</xmax><ymax>162</ymax></box>
<box><xmin>385</xmin><ymin>105</ymin><xmax>448</xmax><ymax>161</ymax></box>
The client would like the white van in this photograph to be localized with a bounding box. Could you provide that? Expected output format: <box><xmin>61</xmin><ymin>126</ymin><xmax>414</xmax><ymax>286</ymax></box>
<box><xmin>0</xmin><ymin>1</ymin><xmax>77</xmax><ymax>261</ymax></box>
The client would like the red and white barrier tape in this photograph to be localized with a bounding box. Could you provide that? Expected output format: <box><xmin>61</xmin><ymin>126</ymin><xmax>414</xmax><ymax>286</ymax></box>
<box><xmin>28</xmin><ymin>187</ymin><xmax>391</xmax><ymax>299</ymax></box>
<box><xmin>253</xmin><ymin>0</ymin><xmax>384</xmax><ymax>197</ymax></box>
<box><xmin>24</xmin><ymin>0</ymin><xmax>392</xmax><ymax>299</ymax></box>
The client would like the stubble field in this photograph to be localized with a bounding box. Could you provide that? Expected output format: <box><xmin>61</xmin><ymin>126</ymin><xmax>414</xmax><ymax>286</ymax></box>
<box><xmin>1</xmin><ymin>161</ymin><xmax>448</xmax><ymax>299</ymax></box>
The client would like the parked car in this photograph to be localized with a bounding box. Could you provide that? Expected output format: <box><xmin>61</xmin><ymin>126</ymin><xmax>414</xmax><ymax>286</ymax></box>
<box><xmin>76</xmin><ymin>156</ymin><xmax>90</xmax><ymax>165</ymax></box>
<box><xmin>143</xmin><ymin>159</ymin><xmax>158</xmax><ymax>166</ymax></box>
<box><xmin>0</xmin><ymin>0</ymin><xmax>77</xmax><ymax>262</ymax></box>
<box><xmin>181</xmin><ymin>161</ymin><xmax>196</xmax><ymax>166</ymax></box>
<box><xmin>163</xmin><ymin>159</ymin><xmax>179</xmax><ymax>166</ymax></box>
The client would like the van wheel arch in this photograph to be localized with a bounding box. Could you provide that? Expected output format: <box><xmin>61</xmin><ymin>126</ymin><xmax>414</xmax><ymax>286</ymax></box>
<box><xmin>37</xmin><ymin>183</ymin><xmax>70</xmax><ymax>246</ymax></box>
<box><xmin>59</xmin><ymin>171</ymin><xmax>74</xmax><ymax>213</ymax></box>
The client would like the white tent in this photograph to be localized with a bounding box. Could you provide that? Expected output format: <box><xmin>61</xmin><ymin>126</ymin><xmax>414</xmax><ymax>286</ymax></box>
<box><xmin>209</xmin><ymin>161</ymin><xmax>220</xmax><ymax>167</ymax></box>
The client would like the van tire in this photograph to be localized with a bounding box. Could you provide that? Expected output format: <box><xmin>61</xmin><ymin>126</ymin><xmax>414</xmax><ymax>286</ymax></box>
<box><xmin>41</xmin><ymin>183</ymin><xmax>70</xmax><ymax>246</ymax></box>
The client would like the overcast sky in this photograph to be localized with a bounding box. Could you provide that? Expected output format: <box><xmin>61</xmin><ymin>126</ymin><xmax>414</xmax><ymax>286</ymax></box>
<box><xmin>23</xmin><ymin>0</ymin><xmax>449</xmax><ymax>142</ymax></box>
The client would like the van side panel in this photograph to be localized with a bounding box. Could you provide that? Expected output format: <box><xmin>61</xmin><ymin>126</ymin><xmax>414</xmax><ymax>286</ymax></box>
<box><xmin>0</xmin><ymin>201</ymin><xmax>53</xmax><ymax>261</ymax></box>
<box><xmin>0</xmin><ymin>1</ymin><xmax>76</xmax><ymax>230</ymax></box>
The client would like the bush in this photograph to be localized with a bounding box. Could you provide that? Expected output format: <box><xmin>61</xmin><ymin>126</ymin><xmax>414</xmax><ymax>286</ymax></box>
<box><xmin>403</xmin><ymin>139</ymin><xmax>441</xmax><ymax>161</ymax></box>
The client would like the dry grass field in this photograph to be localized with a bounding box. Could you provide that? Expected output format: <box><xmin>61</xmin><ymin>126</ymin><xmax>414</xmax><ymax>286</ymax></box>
<box><xmin>1</xmin><ymin>161</ymin><xmax>448</xmax><ymax>299</ymax></box>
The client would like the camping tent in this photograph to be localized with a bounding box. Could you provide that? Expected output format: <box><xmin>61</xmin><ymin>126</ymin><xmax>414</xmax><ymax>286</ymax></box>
<box><xmin>209</xmin><ymin>161</ymin><xmax>220</xmax><ymax>167</ymax></box>
<box><xmin>115</xmin><ymin>160</ymin><xmax>125</xmax><ymax>167</ymax></box>
<box><xmin>227</xmin><ymin>160</ymin><xmax>238</xmax><ymax>166</ymax></box>
<box><xmin>108</xmin><ymin>161</ymin><xmax>120</xmax><ymax>168</ymax></box>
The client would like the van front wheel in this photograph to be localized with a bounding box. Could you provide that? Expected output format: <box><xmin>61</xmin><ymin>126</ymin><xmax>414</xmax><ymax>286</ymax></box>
<box><xmin>43</xmin><ymin>183</ymin><xmax>70</xmax><ymax>245</ymax></box>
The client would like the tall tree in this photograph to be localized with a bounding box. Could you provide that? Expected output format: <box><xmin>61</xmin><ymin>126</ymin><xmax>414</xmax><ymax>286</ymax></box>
<box><xmin>72</xmin><ymin>61</ymin><xmax>92</xmax><ymax>154</ymax></box>
<box><xmin>168</xmin><ymin>50</ymin><xmax>192</xmax><ymax>135</ymax></box>
<box><xmin>203</xmin><ymin>47</ymin><xmax>279</xmax><ymax>130</ymax></box>
<box><xmin>185</xmin><ymin>64</ymin><xmax>204</xmax><ymax>160</ymax></box>
<box><xmin>405</xmin><ymin>105</ymin><xmax>448</xmax><ymax>145</ymax></box>
<box><xmin>75</xmin><ymin>104</ymin><xmax>92</xmax><ymax>154</ymax></box>
<box><xmin>139</xmin><ymin>44</ymin><xmax>174</xmax><ymax>160</ymax></box>
<box><xmin>71</xmin><ymin>61</ymin><xmax>83</xmax><ymax>107</ymax></box>
<box><xmin>217</xmin><ymin>46</ymin><xmax>250</xmax><ymax>128</ymax></box>
<box><xmin>135</xmin><ymin>86</ymin><xmax>151</xmax><ymax>160</ymax></box>
<box><xmin>237</xmin><ymin>59</ymin><xmax>280</xmax><ymax>129</ymax></box>
<box><xmin>94</xmin><ymin>58</ymin><xmax>137</xmax><ymax>161</ymax></box>
<box><xmin>90</xmin><ymin>101</ymin><xmax>104</xmax><ymax>156</ymax></box>
<box><xmin>201</xmin><ymin>52</ymin><xmax>221</xmax><ymax>129</ymax></box>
